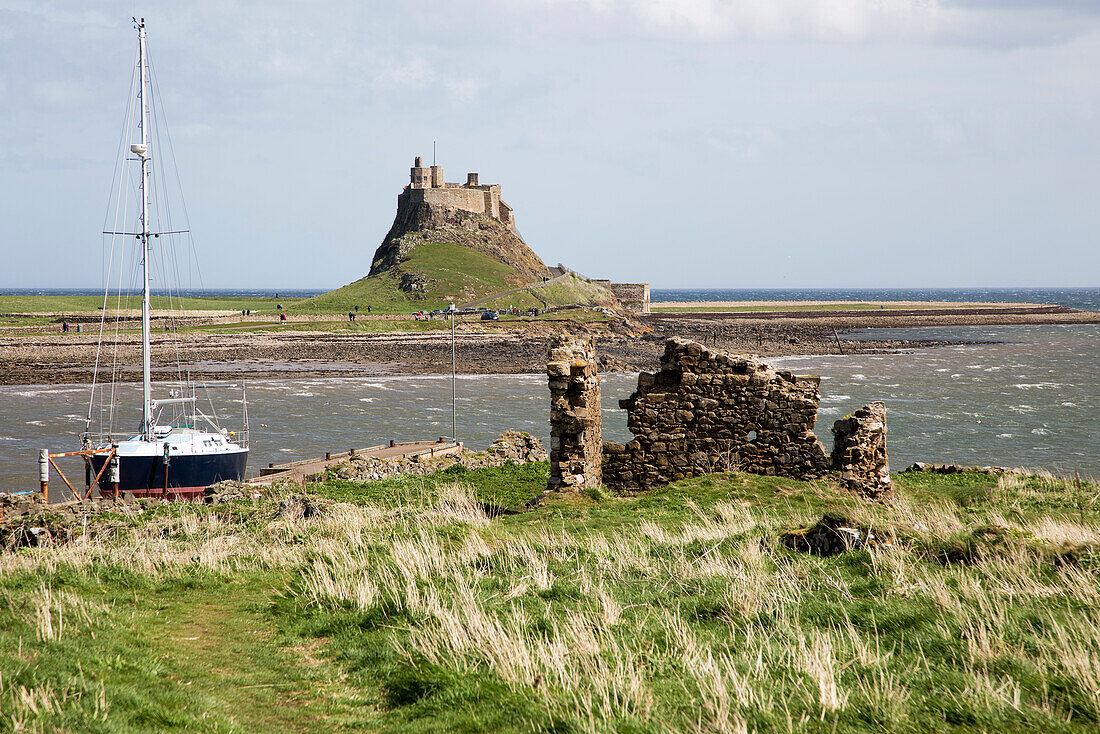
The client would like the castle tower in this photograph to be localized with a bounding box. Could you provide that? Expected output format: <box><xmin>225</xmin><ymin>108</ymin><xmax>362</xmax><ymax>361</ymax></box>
<box><xmin>410</xmin><ymin>156</ymin><xmax>430</xmax><ymax>189</ymax></box>
<box><xmin>430</xmin><ymin>164</ymin><xmax>444</xmax><ymax>188</ymax></box>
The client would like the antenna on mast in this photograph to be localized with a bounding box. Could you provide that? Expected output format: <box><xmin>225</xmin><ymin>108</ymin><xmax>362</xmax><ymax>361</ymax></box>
<box><xmin>433</xmin><ymin>141</ymin><xmax>436</xmax><ymax>166</ymax></box>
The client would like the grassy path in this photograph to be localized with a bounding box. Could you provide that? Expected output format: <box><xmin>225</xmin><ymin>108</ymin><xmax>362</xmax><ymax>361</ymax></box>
<box><xmin>134</xmin><ymin>579</ymin><xmax>363</xmax><ymax>732</ymax></box>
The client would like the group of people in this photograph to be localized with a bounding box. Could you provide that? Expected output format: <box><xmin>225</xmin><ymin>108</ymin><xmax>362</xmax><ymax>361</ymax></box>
<box><xmin>347</xmin><ymin>304</ymin><xmax>371</xmax><ymax>321</ymax></box>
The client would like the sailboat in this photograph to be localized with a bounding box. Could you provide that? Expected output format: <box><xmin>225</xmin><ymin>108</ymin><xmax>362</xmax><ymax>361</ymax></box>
<box><xmin>83</xmin><ymin>19</ymin><xmax>248</xmax><ymax>498</ymax></box>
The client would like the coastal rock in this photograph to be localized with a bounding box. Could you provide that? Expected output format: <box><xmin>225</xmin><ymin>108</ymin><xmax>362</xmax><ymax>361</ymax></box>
<box><xmin>781</xmin><ymin>513</ymin><xmax>878</xmax><ymax>556</ymax></box>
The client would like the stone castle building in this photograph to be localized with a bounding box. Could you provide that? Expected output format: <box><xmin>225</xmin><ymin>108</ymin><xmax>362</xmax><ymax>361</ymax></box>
<box><xmin>404</xmin><ymin>156</ymin><xmax>517</xmax><ymax>232</ymax></box>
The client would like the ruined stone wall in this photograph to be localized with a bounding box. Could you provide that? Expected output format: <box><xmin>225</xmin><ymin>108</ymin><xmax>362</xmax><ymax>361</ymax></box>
<box><xmin>831</xmin><ymin>402</ymin><xmax>891</xmax><ymax>497</ymax></box>
<box><xmin>593</xmin><ymin>281</ymin><xmax>651</xmax><ymax>313</ymax></box>
<box><xmin>602</xmin><ymin>339</ymin><xmax>831</xmax><ymax>490</ymax></box>
<box><xmin>547</xmin><ymin>336</ymin><xmax>602</xmax><ymax>491</ymax></box>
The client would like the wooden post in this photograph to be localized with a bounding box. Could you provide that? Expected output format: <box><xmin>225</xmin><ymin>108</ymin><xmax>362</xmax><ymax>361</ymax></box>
<box><xmin>39</xmin><ymin>449</ymin><xmax>49</xmax><ymax>500</ymax></box>
<box><xmin>832</xmin><ymin>328</ymin><xmax>845</xmax><ymax>355</ymax></box>
<box><xmin>108</xmin><ymin>453</ymin><xmax>120</xmax><ymax>499</ymax></box>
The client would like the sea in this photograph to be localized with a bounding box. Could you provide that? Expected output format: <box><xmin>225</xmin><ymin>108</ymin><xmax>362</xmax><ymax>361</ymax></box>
<box><xmin>0</xmin><ymin>288</ymin><xmax>1096</xmax><ymax>494</ymax></box>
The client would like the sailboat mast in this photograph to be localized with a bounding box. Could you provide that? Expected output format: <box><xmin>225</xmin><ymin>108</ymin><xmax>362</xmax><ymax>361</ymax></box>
<box><xmin>137</xmin><ymin>19</ymin><xmax>154</xmax><ymax>441</ymax></box>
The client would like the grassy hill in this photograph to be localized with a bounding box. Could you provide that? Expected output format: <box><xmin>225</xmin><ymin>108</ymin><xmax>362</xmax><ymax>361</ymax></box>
<box><xmin>4</xmin><ymin>464</ymin><xmax>1100</xmax><ymax>731</ymax></box>
<box><xmin>290</xmin><ymin>241</ymin><xmax>532</xmax><ymax>315</ymax></box>
<box><xmin>292</xmin><ymin>245</ymin><xmax>615</xmax><ymax>315</ymax></box>
<box><xmin>471</xmin><ymin>272</ymin><xmax>617</xmax><ymax>312</ymax></box>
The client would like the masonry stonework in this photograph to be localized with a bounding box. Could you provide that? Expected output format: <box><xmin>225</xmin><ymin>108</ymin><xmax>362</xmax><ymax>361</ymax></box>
<box><xmin>593</xmin><ymin>281</ymin><xmax>651</xmax><ymax>313</ymax></box>
<box><xmin>402</xmin><ymin>156</ymin><xmax>516</xmax><ymax>231</ymax></box>
<box><xmin>602</xmin><ymin>338</ymin><xmax>832</xmax><ymax>490</ymax></box>
<box><xmin>547</xmin><ymin>336</ymin><xmax>602</xmax><ymax>492</ymax></box>
<box><xmin>831</xmin><ymin>402</ymin><xmax>891</xmax><ymax>497</ymax></box>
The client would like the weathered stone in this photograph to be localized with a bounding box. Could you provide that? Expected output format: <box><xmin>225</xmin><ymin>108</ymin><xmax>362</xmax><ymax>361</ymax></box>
<box><xmin>602</xmin><ymin>338</ymin><xmax>833</xmax><ymax>491</ymax></box>
<box><xmin>546</xmin><ymin>335</ymin><xmax>602</xmax><ymax>492</ymax></box>
<box><xmin>832</xmin><ymin>402</ymin><xmax>891</xmax><ymax>498</ymax></box>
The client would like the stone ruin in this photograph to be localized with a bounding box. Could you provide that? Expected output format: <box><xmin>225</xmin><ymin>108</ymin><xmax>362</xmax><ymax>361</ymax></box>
<box><xmin>601</xmin><ymin>338</ymin><xmax>832</xmax><ymax>488</ymax></box>
<box><xmin>831</xmin><ymin>402</ymin><xmax>891</xmax><ymax>498</ymax></box>
<box><xmin>546</xmin><ymin>335</ymin><xmax>602</xmax><ymax>491</ymax></box>
<box><xmin>545</xmin><ymin>336</ymin><xmax>891</xmax><ymax>497</ymax></box>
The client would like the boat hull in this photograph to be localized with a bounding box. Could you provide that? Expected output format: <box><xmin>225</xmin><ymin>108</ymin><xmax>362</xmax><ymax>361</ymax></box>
<box><xmin>89</xmin><ymin>449</ymin><xmax>248</xmax><ymax>499</ymax></box>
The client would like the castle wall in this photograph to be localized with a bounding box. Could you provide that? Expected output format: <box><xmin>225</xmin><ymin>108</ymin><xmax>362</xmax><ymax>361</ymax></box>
<box><xmin>410</xmin><ymin>186</ymin><xmax>489</xmax><ymax>216</ymax></box>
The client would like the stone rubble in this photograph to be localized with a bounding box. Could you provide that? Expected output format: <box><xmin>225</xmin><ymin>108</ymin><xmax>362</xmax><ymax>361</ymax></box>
<box><xmin>546</xmin><ymin>336</ymin><xmax>602</xmax><ymax>492</ymax></box>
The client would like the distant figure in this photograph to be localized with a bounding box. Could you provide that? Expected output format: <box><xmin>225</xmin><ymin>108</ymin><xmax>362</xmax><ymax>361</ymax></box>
<box><xmin>280</xmin><ymin>313</ymin><xmax>287</xmax><ymax>322</ymax></box>
<box><xmin>354</xmin><ymin>305</ymin><xmax>359</xmax><ymax>313</ymax></box>
<box><xmin>366</xmin><ymin>305</ymin><xmax>371</xmax><ymax>313</ymax></box>
<box><xmin>277</xmin><ymin>303</ymin><xmax>283</xmax><ymax>310</ymax></box>
<box><xmin>275</xmin><ymin>292</ymin><xmax>279</xmax><ymax>298</ymax></box>
<box><xmin>348</xmin><ymin>312</ymin><xmax>355</xmax><ymax>321</ymax></box>
<box><xmin>61</xmin><ymin>321</ymin><xmax>69</xmax><ymax>333</ymax></box>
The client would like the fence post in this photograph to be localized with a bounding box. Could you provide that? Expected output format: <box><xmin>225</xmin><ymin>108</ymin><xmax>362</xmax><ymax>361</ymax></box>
<box><xmin>39</xmin><ymin>449</ymin><xmax>49</xmax><ymax>500</ymax></box>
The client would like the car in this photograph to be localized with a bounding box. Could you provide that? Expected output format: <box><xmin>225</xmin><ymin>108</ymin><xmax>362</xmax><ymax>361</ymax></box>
<box><xmin>429</xmin><ymin>309</ymin><xmax>444</xmax><ymax>317</ymax></box>
<box><xmin>480</xmin><ymin>310</ymin><xmax>499</xmax><ymax>321</ymax></box>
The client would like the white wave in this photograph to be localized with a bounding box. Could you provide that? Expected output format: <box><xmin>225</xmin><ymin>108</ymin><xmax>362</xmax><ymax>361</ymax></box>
<box><xmin>25</xmin><ymin>420</ymin><xmax>45</xmax><ymax>426</ymax></box>
<box><xmin>818</xmin><ymin>407</ymin><xmax>841</xmax><ymax>416</ymax></box>
<box><xmin>822</xmin><ymin>395</ymin><xmax>851</xmax><ymax>403</ymax></box>
<box><xmin>1031</xmin><ymin>428</ymin><xmax>1051</xmax><ymax>436</ymax></box>
<box><xmin>851</xmin><ymin>374</ymin><xmax>867</xmax><ymax>381</ymax></box>
<box><xmin>358</xmin><ymin>397</ymin><xmax>374</xmax><ymax>403</ymax></box>
<box><xmin>997</xmin><ymin>433</ymin><xmax>1013</xmax><ymax>438</ymax></box>
<box><xmin>1014</xmin><ymin>382</ymin><xmax>1064</xmax><ymax>390</ymax></box>
<box><xmin>0</xmin><ymin>436</ymin><xmax>17</xmax><ymax>441</ymax></box>
<box><xmin>1061</xmin><ymin>402</ymin><xmax>1078</xmax><ymax>407</ymax></box>
<box><xmin>1009</xmin><ymin>405</ymin><xmax>1036</xmax><ymax>413</ymax></box>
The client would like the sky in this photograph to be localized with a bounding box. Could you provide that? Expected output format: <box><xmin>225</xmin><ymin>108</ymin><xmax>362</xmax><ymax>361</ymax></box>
<box><xmin>0</xmin><ymin>0</ymin><xmax>1098</xmax><ymax>290</ymax></box>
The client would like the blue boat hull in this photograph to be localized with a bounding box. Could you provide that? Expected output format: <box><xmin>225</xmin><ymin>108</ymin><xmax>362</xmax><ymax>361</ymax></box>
<box><xmin>89</xmin><ymin>450</ymin><xmax>248</xmax><ymax>498</ymax></box>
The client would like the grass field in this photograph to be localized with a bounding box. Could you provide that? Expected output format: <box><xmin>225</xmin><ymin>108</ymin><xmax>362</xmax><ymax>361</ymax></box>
<box><xmin>0</xmin><ymin>294</ymin><xmax>299</xmax><ymax>315</ymax></box>
<box><xmin>3</xmin><ymin>465</ymin><xmax>1099</xmax><ymax>732</ymax></box>
<box><xmin>291</xmin><ymin>242</ymin><xmax>530</xmax><ymax>315</ymax></box>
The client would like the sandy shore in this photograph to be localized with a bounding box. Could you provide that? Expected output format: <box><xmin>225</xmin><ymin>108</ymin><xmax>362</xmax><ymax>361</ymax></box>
<box><xmin>5</xmin><ymin>301</ymin><xmax>1096</xmax><ymax>385</ymax></box>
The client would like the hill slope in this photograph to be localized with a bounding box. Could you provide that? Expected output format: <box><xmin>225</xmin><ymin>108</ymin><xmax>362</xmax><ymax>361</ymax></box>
<box><xmin>296</xmin><ymin>193</ymin><xmax>551</xmax><ymax>314</ymax></box>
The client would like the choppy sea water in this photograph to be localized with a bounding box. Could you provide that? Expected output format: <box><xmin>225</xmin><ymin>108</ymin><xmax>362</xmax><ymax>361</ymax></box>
<box><xmin>0</xmin><ymin>324</ymin><xmax>1096</xmax><ymax>494</ymax></box>
<box><xmin>651</xmin><ymin>287</ymin><xmax>1100</xmax><ymax>311</ymax></box>
<box><xmin>773</xmin><ymin>324</ymin><xmax>1099</xmax><ymax>475</ymax></box>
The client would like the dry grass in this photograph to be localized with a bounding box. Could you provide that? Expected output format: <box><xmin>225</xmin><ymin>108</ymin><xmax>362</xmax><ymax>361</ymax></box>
<box><xmin>4</xmin><ymin>469</ymin><xmax>1100</xmax><ymax>732</ymax></box>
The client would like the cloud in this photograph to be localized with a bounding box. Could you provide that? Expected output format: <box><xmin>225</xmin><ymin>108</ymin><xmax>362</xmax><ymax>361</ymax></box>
<box><xmin>31</xmin><ymin>80</ymin><xmax>93</xmax><ymax>108</ymax></box>
<box><xmin>516</xmin><ymin>0</ymin><xmax>1098</xmax><ymax>45</ymax></box>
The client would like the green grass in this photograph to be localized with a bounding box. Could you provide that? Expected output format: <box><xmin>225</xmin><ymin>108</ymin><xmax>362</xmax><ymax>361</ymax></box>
<box><xmin>178</xmin><ymin>318</ymin><xmax>453</xmax><ymax>334</ymax></box>
<box><xmin>0</xmin><ymin>294</ymin><xmax>300</xmax><ymax>315</ymax></box>
<box><xmin>4</xmin><ymin>466</ymin><xmax>1100</xmax><ymax>732</ymax></box>
<box><xmin>475</xmin><ymin>273</ymin><xmax>616</xmax><ymax>312</ymax></box>
<box><xmin>292</xmin><ymin>242</ymin><xmax>533</xmax><ymax>315</ymax></box>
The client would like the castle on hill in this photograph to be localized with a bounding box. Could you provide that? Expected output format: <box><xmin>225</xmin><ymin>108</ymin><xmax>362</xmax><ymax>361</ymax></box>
<box><xmin>403</xmin><ymin>156</ymin><xmax>517</xmax><ymax>232</ymax></box>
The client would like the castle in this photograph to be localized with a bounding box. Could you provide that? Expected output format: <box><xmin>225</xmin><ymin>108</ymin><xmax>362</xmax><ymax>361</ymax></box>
<box><xmin>403</xmin><ymin>156</ymin><xmax>516</xmax><ymax>231</ymax></box>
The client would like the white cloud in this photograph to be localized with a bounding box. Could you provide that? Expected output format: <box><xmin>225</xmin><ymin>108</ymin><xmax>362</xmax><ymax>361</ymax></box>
<box><xmin>31</xmin><ymin>80</ymin><xmax>92</xmax><ymax>108</ymax></box>
<box><xmin>518</xmin><ymin>0</ymin><xmax>1092</xmax><ymax>45</ymax></box>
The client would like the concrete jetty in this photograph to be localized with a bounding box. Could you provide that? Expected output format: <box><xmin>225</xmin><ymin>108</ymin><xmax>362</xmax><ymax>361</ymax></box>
<box><xmin>248</xmin><ymin>439</ymin><xmax>462</xmax><ymax>486</ymax></box>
